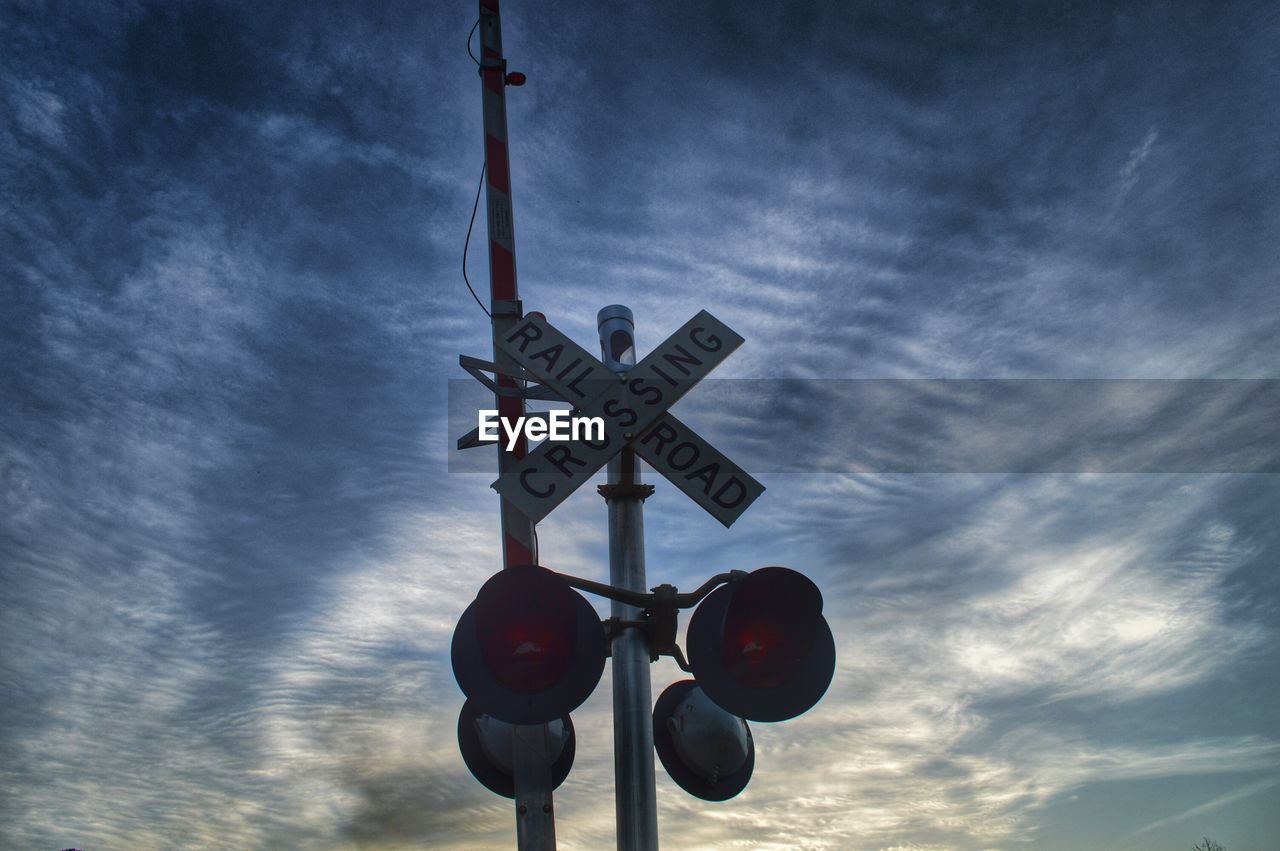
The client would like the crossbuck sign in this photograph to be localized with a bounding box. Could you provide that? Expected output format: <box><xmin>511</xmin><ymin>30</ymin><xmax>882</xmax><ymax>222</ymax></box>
<box><xmin>491</xmin><ymin>310</ymin><xmax>765</xmax><ymax>527</ymax></box>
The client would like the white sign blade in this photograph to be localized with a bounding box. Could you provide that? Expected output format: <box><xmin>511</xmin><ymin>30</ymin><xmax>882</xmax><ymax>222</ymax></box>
<box><xmin>618</xmin><ymin>310</ymin><xmax>744</xmax><ymax>435</ymax></box>
<box><xmin>632</xmin><ymin>412</ymin><xmax>765</xmax><ymax>527</ymax></box>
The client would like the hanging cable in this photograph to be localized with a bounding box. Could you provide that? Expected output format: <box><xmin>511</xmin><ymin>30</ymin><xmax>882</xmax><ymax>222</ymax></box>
<box><xmin>467</xmin><ymin>18</ymin><xmax>480</xmax><ymax>66</ymax></box>
<box><xmin>462</xmin><ymin>18</ymin><xmax>489</xmax><ymax>317</ymax></box>
<box><xmin>462</xmin><ymin>162</ymin><xmax>491</xmax><ymax>318</ymax></box>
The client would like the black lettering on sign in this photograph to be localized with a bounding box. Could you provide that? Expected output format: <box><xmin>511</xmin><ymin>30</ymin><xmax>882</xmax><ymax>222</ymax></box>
<box><xmin>602</xmin><ymin>397</ymin><xmax>638</xmax><ymax>429</ymax></box>
<box><xmin>662</xmin><ymin>344</ymin><xmax>702</xmax><ymax>376</ymax></box>
<box><xmin>685</xmin><ymin>463</ymin><xmax>721</xmax><ymax>495</ymax></box>
<box><xmin>529</xmin><ymin>343</ymin><xmax>564</xmax><ymax>373</ymax></box>
<box><xmin>520</xmin><ymin>467</ymin><xmax>554</xmax><ymax>498</ymax></box>
<box><xmin>712</xmin><ymin>477</ymin><xmax>746</xmax><ymax>509</ymax></box>
<box><xmin>628</xmin><ymin>377</ymin><xmax>663</xmax><ymax>406</ymax></box>
<box><xmin>690</xmin><ymin>326</ymin><xmax>722</xmax><ymax>352</ymax></box>
<box><xmin>565</xmin><ymin>366</ymin><xmax>594</xmax><ymax>399</ymax></box>
<box><xmin>639</xmin><ymin>421</ymin><xmax>676</xmax><ymax>455</ymax></box>
<box><xmin>648</xmin><ymin>364</ymin><xmax>679</xmax><ymax>388</ymax></box>
<box><xmin>667</xmin><ymin>441</ymin><xmax>700</xmax><ymax>472</ymax></box>
<box><xmin>506</xmin><ymin>321</ymin><xmax>543</xmax><ymax>351</ymax></box>
<box><xmin>546</xmin><ymin>445</ymin><xmax>588</xmax><ymax>477</ymax></box>
<box><xmin>555</xmin><ymin>356</ymin><xmax>585</xmax><ymax>381</ymax></box>
<box><xmin>578</xmin><ymin>427</ymin><xmax>611</xmax><ymax>451</ymax></box>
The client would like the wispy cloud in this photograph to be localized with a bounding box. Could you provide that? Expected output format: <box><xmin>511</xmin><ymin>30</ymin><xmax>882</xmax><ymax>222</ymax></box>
<box><xmin>1119</xmin><ymin>128</ymin><xmax>1159</xmax><ymax>199</ymax></box>
<box><xmin>744</xmin><ymin>473</ymin><xmax>1274</xmax><ymax>847</ymax></box>
<box><xmin>1130</xmin><ymin>775</ymin><xmax>1280</xmax><ymax>836</ymax></box>
<box><xmin>4</xmin><ymin>1</ymin><xmax>1279</xmax><ymax>848</ymax></box>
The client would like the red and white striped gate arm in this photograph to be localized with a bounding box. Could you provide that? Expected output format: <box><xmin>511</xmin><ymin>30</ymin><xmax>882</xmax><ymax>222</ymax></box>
<box><xmin>475</xmin><ymin>3</ymin><xmax>556</xmax><ymax>850</ymax></box>
<box><xmin>478</xmin><ymin>0</ymin><xmax>535</xmax><ymax>570</ymax></box>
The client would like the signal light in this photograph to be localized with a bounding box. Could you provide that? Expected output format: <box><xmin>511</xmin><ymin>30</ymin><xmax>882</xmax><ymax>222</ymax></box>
<box><xmin>452</xmin><ymin>565</ymin><xmax>606</xmax><ymax>725</ymax></box>
<box><xmin>457</xmin><ymin>698</ymin><xmax>576</xmax><ymax>798</ymax></box>
<box><xmin>686</xmin><ymin>566</ymin><xmax>835</xmax><ymax>722</ymax></box>
<box><xmin>505</xmin><ymin>71</ymin><xmax>527</xmax><ymax>86</ymax></box>
<box><xmin>653</xmin><ymin>680</ymin><xmax>754</xmax><ymax>801</ymax></box>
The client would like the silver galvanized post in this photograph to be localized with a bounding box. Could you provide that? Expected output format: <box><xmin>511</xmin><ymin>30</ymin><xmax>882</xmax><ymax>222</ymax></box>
<box><xmin>598</xmin><ymin>305</ymin><xmax>660</xmax><ymax>851</ymax></box>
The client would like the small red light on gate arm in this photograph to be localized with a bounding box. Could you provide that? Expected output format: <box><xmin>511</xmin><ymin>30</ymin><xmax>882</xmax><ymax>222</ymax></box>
<box><xmin>505</xmin><ymin>71</ymin><xmax>527</xmax><ymax>86</ymax></box>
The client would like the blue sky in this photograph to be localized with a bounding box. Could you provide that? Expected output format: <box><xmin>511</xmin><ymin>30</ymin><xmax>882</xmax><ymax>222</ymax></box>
<box><xmin>3</xmin><ymin>1</ymin><xmax>1279</xmax><ymax>849</ymax></box>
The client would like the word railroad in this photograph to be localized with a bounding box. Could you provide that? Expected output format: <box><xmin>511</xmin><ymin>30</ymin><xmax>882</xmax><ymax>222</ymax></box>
<box><xmin>487</xmin><ymin>309</ymin><xmax>765</xmax><ymax>527</ymax></box>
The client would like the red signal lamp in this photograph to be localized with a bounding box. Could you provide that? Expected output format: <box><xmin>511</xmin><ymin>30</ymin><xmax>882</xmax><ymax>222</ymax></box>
<box><xmin>505</xmin><ymin>71</ymin><xmax>527</xmax><ymax>86</ymax></box>
<box><xmin>686</xmin><ymin>567</ymin><xmax>835</xmax><ymax>722</ymax></box>
<box><xmin>452</xmin><ymin>564</ymin><xmax>606</xmax><ymax>725</ymax></box>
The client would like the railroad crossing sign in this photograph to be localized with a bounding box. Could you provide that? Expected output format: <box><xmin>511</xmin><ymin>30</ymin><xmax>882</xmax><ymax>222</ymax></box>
<box><xmin>490</xmin><ymin>310</ymin><xmax>765</xmax><ymax>527</ymax></box>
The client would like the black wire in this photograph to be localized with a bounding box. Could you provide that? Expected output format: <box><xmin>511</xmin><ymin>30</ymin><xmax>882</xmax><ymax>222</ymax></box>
<box><xmin>462</xmin><ymin>19</ymin><xmax>488</xmax><ymax>317</ymax></box>
<box><xmin>467</xmin><ymin>18</ymin><xmax>480</xmax><ymax>66</ymax></box>
<box><xmin>463</xmin><ymin>162</ymin><xmax>491</xmax><ymax>318</ymax></box>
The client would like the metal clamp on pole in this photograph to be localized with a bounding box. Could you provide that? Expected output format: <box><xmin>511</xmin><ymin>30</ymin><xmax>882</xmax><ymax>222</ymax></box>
<box><xmin>556</xmin><ymin>569</ymin><xmax>748</xmax><ymax>673</ymax></box>
<box><xmin>598</xmin><ymin>482</ymin><xmax>656</xmax><ymax>500</ymax></box>
<box><xmin>555</xmin><ymin>570</ymin><xmax>747</xmax><ymax>613</ymax></box>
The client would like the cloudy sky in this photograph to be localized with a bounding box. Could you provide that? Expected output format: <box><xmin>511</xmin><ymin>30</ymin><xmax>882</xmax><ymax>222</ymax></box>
<box><xmin>3</xmin><ymin>1</ymin><xmax>1279</xmax><ymax>849</ymax></box>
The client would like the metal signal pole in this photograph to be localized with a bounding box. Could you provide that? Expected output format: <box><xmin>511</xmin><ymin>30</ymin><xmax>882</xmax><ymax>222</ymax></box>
<box><xmin>598</xmin><ymin>306</ymin><xmax>660</xmax><ymax>850</ymax></box>
<box><xmin>476</xmin><ymin>1</ymin><xmax>556</xmax><ymax>847</ymax></box>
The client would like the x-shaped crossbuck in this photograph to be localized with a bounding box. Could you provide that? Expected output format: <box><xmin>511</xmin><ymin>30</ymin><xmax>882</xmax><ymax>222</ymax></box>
<box><xmin>488</xmin><ymin>310</ymin><xmax>765</xmax><ymax>527</ymax></box>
